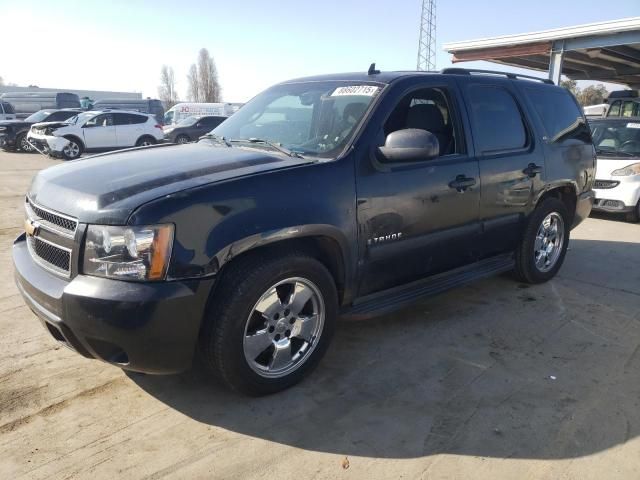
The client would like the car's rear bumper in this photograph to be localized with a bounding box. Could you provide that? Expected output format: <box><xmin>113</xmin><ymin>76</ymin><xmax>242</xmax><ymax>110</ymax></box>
<box><xmin>13</xmin><ymin>233</ymin><xmax>214</xmax><ymax>374</ymax></box>
<box><xmin>572</xmin><ymin>190</ymin><xmax>595</xmax><ymax>228</ymax></box>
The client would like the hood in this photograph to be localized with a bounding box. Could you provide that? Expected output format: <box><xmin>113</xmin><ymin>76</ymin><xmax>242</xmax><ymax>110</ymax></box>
<box><xmin>31</xmin><ymin>121</ymin><xmax>71</xmax><ymax>130</ymax></box>
<box><xmin>595</xmin><ymin>155</ymin><xmax>640</xmax><ymax>179</ymax></box>
<box><xmin>29</xmin><ymin>142</ymin><xmax>313</xmax><ymax>224</ymax></box>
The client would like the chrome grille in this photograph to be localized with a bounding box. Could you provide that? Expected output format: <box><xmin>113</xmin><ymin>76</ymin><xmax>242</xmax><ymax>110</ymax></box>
<box><xmin>594</xmin><ymin>179</ymin><xmax>619</xmax><ymax>189</ymax></box>
<box><xmin>27</xmin><ymin>236</ymin><xmax>71</xmax><ymax>275</ymax></box>
<box><xmin>26</xmin><ymin>198</ymin><xmax>78</xmax><ymax>235</ymax></box>
<box><xmin>25</xmin><ymin>197</ymin><xmax>77</xmax><ymax>277</ymax></box>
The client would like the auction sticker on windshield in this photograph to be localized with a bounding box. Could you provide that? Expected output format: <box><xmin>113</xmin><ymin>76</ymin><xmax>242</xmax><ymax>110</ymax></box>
<box><xmin>331</xmin><ymin>85</ymin><xmax>380</xmax><ymax>97</ymax></box>
<box><xmin>627</xmin><ymin>122</ymin><xmax>640</xmax><ymax>129</ymax></box>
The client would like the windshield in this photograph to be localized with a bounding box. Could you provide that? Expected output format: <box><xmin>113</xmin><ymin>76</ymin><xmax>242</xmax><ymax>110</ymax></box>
<box><xmin>590</xmin><ymin>119</ymin><xmax>640</xmax><ymax>157</ymax></box>
<box><xmin>210</xmin><ymin>81</ymin><xmax>382</xmax><ymax>157</ymax></box>
<box><xmin>163</xmin><ymin>110</ymin><xmax>174</xmax><ymax>125</ymax></box>
<box><xmin>177</xmin><ymin>116</ymin><xmax>199</xmax><ymax>127</ymax></box>
<box><xmin>25</xmin><ymin>110</ymin><xmax>53</xmax><ymax>123</ymax></box>
<box><xmin>64</xmin><ymin>112</ymin><xmax>96</xmax><ymax>125</ymax></box>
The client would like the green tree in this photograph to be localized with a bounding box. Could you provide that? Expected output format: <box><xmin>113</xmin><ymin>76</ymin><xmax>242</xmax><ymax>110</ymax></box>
<box><xmin>560</xmin><ymin>79</ymin><xmax>578</xmax><ymax>96</ymax></box>
<box><xmin>577</xmin><ymin>84</ymin><xmax>608</xmax><ymax>106</ymax></box>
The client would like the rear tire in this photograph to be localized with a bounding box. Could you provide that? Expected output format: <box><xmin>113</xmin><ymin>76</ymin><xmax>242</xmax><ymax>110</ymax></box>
<box><xmin>136</xmin><ymin>136</ymin><xmax>156</xmax><ymax>147</ymax></box>
<box><xmin>514</xmin><ymin>197</ymin><xmax>570</xmax><ymax>284</ymax></box>
<box><xmin>199</xmin><ymin>252</ymin><xmax>338</xmax><ymax>396</ymax></box>
<box><xmin>61</xmin><ymin>137</ymin><xmax>83</xmax><ymax>160</ymax></box>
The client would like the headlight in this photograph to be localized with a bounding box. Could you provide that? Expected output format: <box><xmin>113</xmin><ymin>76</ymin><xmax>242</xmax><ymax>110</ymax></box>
<box><xmin>83</xmin><ymin>224</ymin><xmax>174</xmax><ymax>281</ymax></box>
<box><xmin>611</xmin><ymin>162</ymin><xmax>640</xmax><ymax>176</ymax></box>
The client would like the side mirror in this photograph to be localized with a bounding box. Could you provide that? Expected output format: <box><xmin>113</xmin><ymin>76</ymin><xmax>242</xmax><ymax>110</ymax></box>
<box><xmin>377</xmin><ymin>128</ymin><xmax>439</xmax><ymax>162</ymax></box>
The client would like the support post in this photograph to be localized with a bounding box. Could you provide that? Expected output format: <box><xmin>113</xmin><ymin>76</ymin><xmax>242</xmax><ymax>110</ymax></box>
<box><xmin>549</xmin><ymin>40</ymin><xmax>565</xmax><ymax>85</ymax></box>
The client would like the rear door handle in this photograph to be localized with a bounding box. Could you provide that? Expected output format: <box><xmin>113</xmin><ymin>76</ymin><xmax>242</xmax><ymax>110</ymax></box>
<box><xmin>449</xmin><ymin>174</ymin><xmax>476</xmax><ymax>192</ymax></box>
<box><xmin>523</xmin><ymin>163</ymin><xmax>543</xmax><ymax>177</ymax></box>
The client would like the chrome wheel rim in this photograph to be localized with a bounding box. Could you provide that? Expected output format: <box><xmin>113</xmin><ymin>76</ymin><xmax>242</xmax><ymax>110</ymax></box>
<box><xmin>534</xmin><ymin>212</ymin><xmax>565</xmax><ymax>272</ymax></box>
<box><xmin>243</xmin><ymin>277</ymin><xmax>325</xmax><ymax>378</ymax></box>
<box><xmin>177</xmin><ymin>136</ymin><xmax>189</xmax><ymax>144</ymax></box>
<box><xmin>63</xmin><ymin>141</ymin><xmax>79</xmax><ymax>158</ymax></box>
<box><xmin>20</xmin><ymin>137</ymin><xmax>31</xmax><ymax>152</ymax></box>
<box><xmin>141</xmin><ymin>139</ymin><xmax>153</xmax><ymax>146</ymax></box>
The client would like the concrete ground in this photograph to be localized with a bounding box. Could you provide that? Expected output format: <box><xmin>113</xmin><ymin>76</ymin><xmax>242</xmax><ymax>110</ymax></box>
<box><xmin>0</xmin><ymin>149</ymin><xmax>639</xmax><ymax>480</ymax></box>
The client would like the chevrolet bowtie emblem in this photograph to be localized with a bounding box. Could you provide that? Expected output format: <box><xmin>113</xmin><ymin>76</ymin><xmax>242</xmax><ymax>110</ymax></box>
<box><xmin>25</xmin><ymin>219</ymin><xmax>39</xmax><ymax>237</ymax></box>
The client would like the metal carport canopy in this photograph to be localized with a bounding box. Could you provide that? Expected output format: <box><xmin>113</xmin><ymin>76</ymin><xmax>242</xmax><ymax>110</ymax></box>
<box><xmin>443</xmin><ymin>17</ymin><xmax>640</xmax><ymax>88</ymax></box>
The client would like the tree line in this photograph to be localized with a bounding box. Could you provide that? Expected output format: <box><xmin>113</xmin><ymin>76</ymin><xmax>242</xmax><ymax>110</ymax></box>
<box><xmin>560</xmin><ymin>79</ymin><xmax>610</xmax><ymax>106</ymax></box>
<box><xmin>158</xmin><ymin>48</ymin><xmax>221</xmax><ymax>108</ymax></box>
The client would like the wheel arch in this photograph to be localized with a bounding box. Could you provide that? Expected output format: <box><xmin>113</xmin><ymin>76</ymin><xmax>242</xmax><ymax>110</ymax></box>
<box><xmin>533</xmin><ymin>182</ymin><xmax>577</xmax><ymax>224</ymax></box>
<box><xmin>62</xmin><ymin>134</ymin><xmax>85</xmax><ymax>150</ymax></box>
<box><xmin>136</xmin><ymin>134</ymin><xmax>156</xmax><ymax>145</ymax></box>
<box><xmin>211</xmin><ymin>226</ymin><xmax>352</xmax><ymax>306</ymax></box>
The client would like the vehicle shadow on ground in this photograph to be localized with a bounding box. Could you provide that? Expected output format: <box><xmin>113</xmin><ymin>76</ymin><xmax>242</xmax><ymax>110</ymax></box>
<box><xmin>129</xmin><ymin>238</ymin><xmax>640</xmax><ymax>460</ymax></box>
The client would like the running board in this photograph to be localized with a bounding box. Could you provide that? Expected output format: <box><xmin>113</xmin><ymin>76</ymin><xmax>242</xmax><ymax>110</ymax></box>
<box><xmin>341</xmin><ymin>253</ymin><xmax>515</xmax><ymax>320</ymax></box>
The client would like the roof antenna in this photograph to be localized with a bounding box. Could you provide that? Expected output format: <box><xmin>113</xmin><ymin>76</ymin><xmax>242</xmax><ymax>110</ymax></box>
<box><xmin>368</xmin><ymin>63</ymin><xmax>380</xmax><ymax>75</ymax></box>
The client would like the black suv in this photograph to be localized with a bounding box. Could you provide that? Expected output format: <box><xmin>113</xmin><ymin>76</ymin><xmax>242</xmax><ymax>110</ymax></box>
<box><xmin>164</xmin><ymin>115</ymin><xmax>228</xmax><ymax>144</ymax></box>
<box><xmin>0</xmin><ymin>108</ymin><xmax>81</xmax><ymax>152</ymax></box>
<box><xmin>13</xmin><ymin>68</ymin><xmax>595</xmax><ymax>395</ymax></box>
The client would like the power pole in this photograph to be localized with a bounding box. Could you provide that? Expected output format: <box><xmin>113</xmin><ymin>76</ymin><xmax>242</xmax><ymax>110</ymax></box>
<box><xmin>417</xmin><ymin>0</ymin><xmax>436</xmax><ymax>71</ymax></box>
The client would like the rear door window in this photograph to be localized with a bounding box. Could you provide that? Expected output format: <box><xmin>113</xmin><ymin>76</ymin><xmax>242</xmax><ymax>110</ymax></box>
<box><xmin>467</xmin><ymin>85</ymin><xmax>527</xmax><ymax>153</ymax></box>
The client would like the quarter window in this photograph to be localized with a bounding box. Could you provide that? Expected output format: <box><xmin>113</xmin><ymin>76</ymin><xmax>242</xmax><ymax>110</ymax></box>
<box><xmin>525</xmin><ymin>88</ymin><xmax>591</xmax><ymax>144</ymax></box>
<box><xmin>467</xmin><ymin>85</ymin><xmax>527</xmax><ymax>153</ymax></box>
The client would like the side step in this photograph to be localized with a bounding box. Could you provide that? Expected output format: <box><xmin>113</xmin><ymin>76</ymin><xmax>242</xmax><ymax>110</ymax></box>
<box><xmin>341</xmin><ymin>253</ymin><xmax>515</xmax><ymax>320</ymax></box>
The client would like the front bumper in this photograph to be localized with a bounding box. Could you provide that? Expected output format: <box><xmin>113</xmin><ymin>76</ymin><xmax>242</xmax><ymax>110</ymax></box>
<box><xmin>13</xmin><ymin>234</ymin><xmax>215</xmax><ymax>374</ymax></box>
<box><xmin>592</xmin><ymin>177</ymin><xmax>640</xmax><ymax>212</ymax></box>
<box><xmin>27</xmin><ymin>132</ymin><xmax>70</xmax><ymax>157</ymax></box>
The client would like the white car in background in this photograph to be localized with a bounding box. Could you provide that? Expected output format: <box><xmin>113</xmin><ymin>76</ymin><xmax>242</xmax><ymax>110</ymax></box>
<box><xmin>589</xmin><ymin>117</ymin><xmax>640</xmax><ymax>222</ymax></box>
<box><xmin>27</xmin><ymin>110</ymin><xmax>164</xmax><ymax>160</ymax></box>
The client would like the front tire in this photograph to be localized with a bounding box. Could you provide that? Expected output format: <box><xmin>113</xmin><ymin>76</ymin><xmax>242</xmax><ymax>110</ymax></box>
<box><xmin>17</xmin><ymin>133</ymin><xmax>33</xmax><ymax>153</ymax></box>
<box><xmin>625</xmin><ymin>200</ymin><xmax>640</xmax><ymax>223</ymax></box>
<box><xmin>515</xmin><ymin>197</ymin><xmax>570</xmax><ymax>284</ymax></box>
<box><xmin>175</xmin><ymin>134</ymin><xmax>190</xmax><ymax>144</ymax></box>
<box><xmin>199</xmin><ymin>252</ymin><xmax>338</xmax><ymax>396</ymax></box>
<box><xmin>61</xmin><ymin>137</ymin><xmax>83</xmax><ymax>160</ymax></box>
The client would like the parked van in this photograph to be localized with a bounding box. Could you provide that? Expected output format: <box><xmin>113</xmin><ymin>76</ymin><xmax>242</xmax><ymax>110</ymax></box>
<box><xmin>0</xmin><ymin>101</ymin><xmax>17</xmax><ymax>120</ymax></box>
<box><xmin>163</xmin><ymin>102</ymin><xmax>243</xmax><ymax>127</ymax></box>
<box><xmin>0</xmin><ymin>92</ymin><xmax>80</xmax><ymax>119</ymax></box>
<box><xmin>91</xmin><ymin>98</ymin><xmax>165</xmax><ymax>124</ymax></box>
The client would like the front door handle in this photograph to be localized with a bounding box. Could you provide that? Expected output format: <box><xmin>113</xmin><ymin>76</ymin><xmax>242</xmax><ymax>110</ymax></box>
<box><xmin>448</xmin><ymin>174</ymin><xmax>476</xmax><ymax>192</ymax></box>
<box><xmin>523</xmin><ymin>163</ymin><xmax>543</xmax><ymax>177</ymax></box>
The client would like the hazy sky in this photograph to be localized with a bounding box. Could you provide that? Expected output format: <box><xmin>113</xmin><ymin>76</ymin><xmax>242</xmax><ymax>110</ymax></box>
<box><xmin>1</xmin><ymin>0</ymin><xmax>638</xmax><ymax>101</ymax></box>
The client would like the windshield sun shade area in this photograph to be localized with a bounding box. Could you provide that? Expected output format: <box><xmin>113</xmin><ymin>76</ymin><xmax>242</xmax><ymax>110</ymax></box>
<box><xmin>590</xmin><ymin>120</ymin><xmax>640</xmax><ymax>157</ymax></box>
<box><xmin>210</xmin><ymin>81</ymin><xmax>384</xmax><ymax>158</ymax></box>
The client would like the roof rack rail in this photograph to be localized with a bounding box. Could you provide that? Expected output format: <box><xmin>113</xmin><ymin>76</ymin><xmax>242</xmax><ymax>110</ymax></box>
<box><xmin>441</xmin><ymin>68</ymin><xmax>554</xmax><ymax>84</ymax></box>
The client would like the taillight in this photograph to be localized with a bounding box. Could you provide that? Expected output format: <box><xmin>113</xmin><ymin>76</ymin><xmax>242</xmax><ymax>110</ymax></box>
<box><xmin>155</xmin><ymin>124</ymin><xmax>162</xmax><ymax>129</ymax></box>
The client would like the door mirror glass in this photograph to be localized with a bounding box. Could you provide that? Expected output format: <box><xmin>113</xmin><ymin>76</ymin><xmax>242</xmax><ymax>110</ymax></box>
<box><xmin>377</xmin><ymin>128</ymin><xmax>439</xmax><ymax>162</ymax></box>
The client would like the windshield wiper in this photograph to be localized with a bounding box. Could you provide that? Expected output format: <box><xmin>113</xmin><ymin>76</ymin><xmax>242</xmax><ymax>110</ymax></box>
<box><xmin>230</xmin><ymin>138</ymin><xmax>304</xmax><ymax>158</ymax></box>
<box><xmin>200</xmin><ymin>133</ymin><xmax>232</xmax><ymax>147</ymax></box>
<box><xmin>595</xmin><ymin>148</ymin><xmax>635</xmax><ymax>157</ymax></box>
